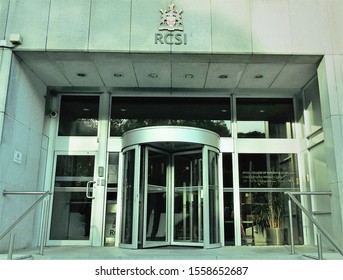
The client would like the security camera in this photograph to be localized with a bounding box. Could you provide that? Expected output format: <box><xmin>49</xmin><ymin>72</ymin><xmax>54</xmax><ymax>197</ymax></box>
<box><xmin>9</xmin><ymin>34</ymin><xmax>22</xmax><ymax>46</ymax></box>
<box><xmin>50</xmin><ymin>111</ymin><xmax>58</xmax><ymax>118</ymax></box>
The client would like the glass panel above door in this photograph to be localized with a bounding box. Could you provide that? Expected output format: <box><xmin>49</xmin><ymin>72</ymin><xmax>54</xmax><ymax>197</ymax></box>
<box><xmin>58</xmin><ymin>96</ymin><xmax>100</xmax><ymax>136</ymax></box>
<box><xmin>236</xmin><ymin>98</ymin><xmax>294</xmax><ymax>139</ymax></box>
<box><xmin>110</xmin><ymin>97</ymin><xmax>231</xmax><ymax>137</ymax></box>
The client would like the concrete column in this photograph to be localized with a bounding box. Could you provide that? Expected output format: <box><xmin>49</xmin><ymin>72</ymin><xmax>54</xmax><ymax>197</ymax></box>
<box><xmin>0</xmin><ymin>49</ymin><xmax>12</xmax><ymax>143</ymax></box>
<box><xmin>317</xmin><ymin>55</ymin><xmax>343</xmax><ymax>246</ymax></box>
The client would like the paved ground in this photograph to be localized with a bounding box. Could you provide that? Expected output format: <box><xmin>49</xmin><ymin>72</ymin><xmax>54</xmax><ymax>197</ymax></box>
<box><xmin>1</xmin><ymin>245</ymin><xmax>342</xmax><ymax>260</ymax></box>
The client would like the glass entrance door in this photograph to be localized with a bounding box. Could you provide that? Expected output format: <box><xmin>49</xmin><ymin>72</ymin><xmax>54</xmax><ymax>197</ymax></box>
<box><xmin>172</xmin><ymin>151</ymin><xmax>203</xmax><ymax>246</ymax></box>
<box><xmin>48</xmin><ymin>153</ymin><xmax>98</xmax><ymax>245</ymax></box>
<box><xmin>142</xmin><ymin>147</ymin><xmax>169</xmax><ymax>248</ymax></box>
<box><xmin>119</xmin><ymin>126</ymin><xmax>222</xmax><ymax>249</ymax></box>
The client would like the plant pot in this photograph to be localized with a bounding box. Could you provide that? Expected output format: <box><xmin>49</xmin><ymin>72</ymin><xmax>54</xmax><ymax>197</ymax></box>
<box><xmin>266</xmin><ymin>228</ymin><xmax>284</xmax><ymax>245</ymax></box>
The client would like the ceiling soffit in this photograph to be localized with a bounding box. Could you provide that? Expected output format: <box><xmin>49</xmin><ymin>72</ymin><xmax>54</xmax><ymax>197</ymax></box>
<box><xmin>15</xmin><ymin>52</ymin><xmax>322</xmax><ymax>96</ymax></box>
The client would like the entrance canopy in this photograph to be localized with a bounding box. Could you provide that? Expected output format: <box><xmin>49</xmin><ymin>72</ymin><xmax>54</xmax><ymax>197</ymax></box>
<box><xmin>15</xmin><ymin>52</ymin><xmax>321</xmax><ymax>96</ymax></box>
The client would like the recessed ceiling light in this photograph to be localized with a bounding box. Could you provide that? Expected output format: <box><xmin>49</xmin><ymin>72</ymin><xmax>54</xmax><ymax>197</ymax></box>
<box><xmin>83</xmin><ymin>108</ymin><xmax>90</xmax><ymax>112</ymax></box>
<box><xmin>184</xmin><ymin>74</ymin><xmax>194</xmax><ymax>79</ymax></box>
<box><xmin>77</xmin><ymin>73</ymin><xmax>87</xmax><ymax>77</ymax></box>
<box><xmin>254</xmin><ymin>74</ymin><xmax>264</xmax><ymax>79</ymax></box>
<box><xmin>113</xmin><ymin>73</ymin><xmax>123</xmax><ymax>78</ymax></box>
<box><xmin>148</xmin><ymin>73</ymin><xmax>158</xmax><ymax>78</ymax></box>
<box><xmin>218</xmin><ymin>74</ymin><xmax>228</xmax><ymax>79</ymax></box>
<box><xmin>120</xmin><ymin>108</ymin><xmax>127</xmax><ymax>112</ymax></box>
<box><xmin>259</xmin><ymin>109</ymin><xmax>265</xmax><ymax>113</ymax></box>
<box><xmin>221</xmin><ymin>109</ymin><xmax>228</xmax><ymax>113</ymax></box>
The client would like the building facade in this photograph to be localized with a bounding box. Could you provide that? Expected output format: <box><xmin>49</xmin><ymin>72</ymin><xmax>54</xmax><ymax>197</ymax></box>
<box><xmin>0</xmin><ymin>0</ymin><xmax>342</xmax><ymax>252</ymax></box>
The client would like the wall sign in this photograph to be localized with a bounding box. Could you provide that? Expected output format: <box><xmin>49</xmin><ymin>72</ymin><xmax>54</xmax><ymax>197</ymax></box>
<box><xmin>155</xmin><ymin>2</ymin><xmax>187</xmax><ymax>45</ymax></box>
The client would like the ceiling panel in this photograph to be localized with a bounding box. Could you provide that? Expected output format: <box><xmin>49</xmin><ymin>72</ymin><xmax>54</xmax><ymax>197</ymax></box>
<box><xmin>172</xmin><ymin>63</ymin><xmax>208</xmax><ymax>88</ymax></box>
<box><xmin>271</xmin><ymin>64</ymin><xmax>317</xmax><ymax>88</ymax></box>
<box><xmin>205</xmin><ymin>63</ymin><xmax>246</xmax><ymax>88</ymax></box>
<box><xmin>237</xmin><ymin>63</ymin><xmax>285</xmax><ymax>88</ymax></box>
<box><xmin>91</xmin><ymin>53</ymin><xmax>137</xmax><ymax>87</ymax></box>
<box><xmin>133</xmin><ymin>62</ymin><xmax>171</xmax><ymax>88</ymax></box>
<box><xmin>17</xmin><ymin>52</ymin><xmax>70</xmax><ymax>86</ymax></box>
<box><xmin>49</xmin><ymin>53</ymin><xmax>104</xmax><ymax>87</ymax></box>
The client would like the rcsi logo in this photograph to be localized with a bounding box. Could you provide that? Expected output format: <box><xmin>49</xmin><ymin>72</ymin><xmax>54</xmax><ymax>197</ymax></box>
<box><xmin>159</xmin><ymin>3</ymin><xmax>183</xmax><ymax>31</ymax></box>
<box><xmin>155</xmin><ymin>2</ymin><xmax>187</xmax><ymax>45</ymax></box>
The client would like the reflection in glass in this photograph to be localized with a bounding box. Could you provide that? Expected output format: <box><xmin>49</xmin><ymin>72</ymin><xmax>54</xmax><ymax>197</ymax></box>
<box><xmin>58</xmin><ymin>96</ymin><xmax>99</xmax><ymax>136</ymax></box>
<box><xmin>237</xmin><ymin>98</ymin><xmax>294</xmax><ymax>138</ymax></box>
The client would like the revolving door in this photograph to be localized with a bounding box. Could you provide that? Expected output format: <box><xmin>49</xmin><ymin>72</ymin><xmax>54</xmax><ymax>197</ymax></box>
<box><xmin>119</xmin><ymin>126</ymin><xmax>222</xmax><ymax>249</ymax></box>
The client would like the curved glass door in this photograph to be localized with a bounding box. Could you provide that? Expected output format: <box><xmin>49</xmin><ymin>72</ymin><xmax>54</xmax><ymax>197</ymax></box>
<box><xmin>204</xmin><ymin>147</ymin><xmax>221</xmax><ymax>248</ymax></box>
<box><xmin>143</xmin><ymin>147</ymin><xmax>169</xmax><ymax>248</ymax></box>
<box><xmin>172</xmin><ymin>151</ymin><xmax>203</xmax><ymax>246</ymax></box>
<box><xmin>119</xmin><ymin>126</ymin><xmax>222</xmax><ymax>249</ymax></box>
<box><xmin>120</xmin><ymin>146</ymin><xmax>140</xmax><ymax>249</ymax></box>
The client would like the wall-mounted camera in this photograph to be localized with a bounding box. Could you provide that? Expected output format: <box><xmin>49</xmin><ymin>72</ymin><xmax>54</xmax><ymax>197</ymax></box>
<box><xmin>9</xmin><ymin>34</ymin><xmax>23</xmax><ymax>46</ymax></box>
<box><xmin>50</xmin><ymin>111</ymin><xmax>58</xmax><ymax>118</ymax></box>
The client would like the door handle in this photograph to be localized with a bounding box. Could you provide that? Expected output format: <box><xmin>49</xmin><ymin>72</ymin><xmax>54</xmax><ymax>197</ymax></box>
<box><xmin>86</xmin><ymin>181</ymin><xmax>96</xmax><ymax>199</ymax></box>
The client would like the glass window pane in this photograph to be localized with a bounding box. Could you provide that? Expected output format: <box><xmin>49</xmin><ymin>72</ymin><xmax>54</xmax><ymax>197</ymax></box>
<box><xmin>55</xmin><ymin>155</ymin><xmax>95</xmax><ymax>180</ymax></box>
<box><xmin>222</xmin><ymin>153</ymin><xmax>233</xmax><ymax>188</ymax></box>
<box><xmin>238</xmin><ymin>154</ymin><xmax>298</xmax><ymax>189</ymax></box>
<box><xmin>237</xmin><ymin>98</ymin><xmax>294</xmax><ymax>138</ymax></box>
<box><xmin>50</xmin><ymin>192</ymin><xmax>92</xmax><ymax>240</ymax></box>
<box><xmin>58</xmin><ymin>96</ymin><xmax>99</xmax><ymax>136</ymax></box>
<box><xmin>174</xmin><ymin>153</ymin><xmax>202</xmax><ymax>187</ymax></box>
<box><xmin>110</xmin><ymin>97</ymin><xmax>231</xmax><ymax>137</ymax></box>
<box><xmin>303</xmin><ymin>78</ymin><xmax>322</xmax><ymax>135</ymax></box>
<box><xmin>107</xmin><ymin>153</ymin><xmax>119</xmax><ymax>188</ymax></box>
<box><xmin>223</xmin><ymin>192</ymin><xmax>234</xmax><ymax>245</ymax></box>
<box><xmin>105</xmin><ymin>152</ymin><xmax>119</xmax><ymax>246</ymax></box>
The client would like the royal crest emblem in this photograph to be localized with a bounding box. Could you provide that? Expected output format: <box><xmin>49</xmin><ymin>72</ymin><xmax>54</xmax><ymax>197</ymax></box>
<box><xmin>159</xmin><ymin>2</ymin><xmax>183</xmax><ymax>31</ymax></box>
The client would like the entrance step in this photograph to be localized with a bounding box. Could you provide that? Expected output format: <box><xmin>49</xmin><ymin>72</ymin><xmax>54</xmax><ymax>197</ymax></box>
<box><xmin>302</xmin><ymin>252</ymin><xmax>343</xmax><ymax>260</ymax></box>
<box><xmin>0</xmin><ymin>253</ymin><xmax>33</xmax><ymax>260</ymax></box>
<box><xmin>6</xmin><ymin>245</ymin><xmax>342</xmax><ymax>260</ymax></box>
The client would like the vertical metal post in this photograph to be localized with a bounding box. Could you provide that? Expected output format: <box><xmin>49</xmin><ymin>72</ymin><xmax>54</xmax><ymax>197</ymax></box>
<box><xmin>288</xmin><ymin>197</ymin><xmax>295</xmax><ymax>254</ymax></box>
<box><xmin>39</xmin><ymin>200</ymin><xmax>49</xmax><ymax>255</ymax></box>
<box><xmin>7</xmin><ymin>232</ymin><xmax>15</xmax><ymax>260</ymax></box>
<box><xmin>317</xmin><ymin>233</ymin><xmax>323</xmax><ymax>260</ymax></box>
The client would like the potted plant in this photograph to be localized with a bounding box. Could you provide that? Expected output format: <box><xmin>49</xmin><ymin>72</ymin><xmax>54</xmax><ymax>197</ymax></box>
<box><xmin>252</xmin><ymin>192</ymin><xmax>285</xmax><ymax>245</ymax></box>
<box><xmin>265</xmin><ymin>192</ymin><xmax>284</xmax><ymax>245</ymax></box>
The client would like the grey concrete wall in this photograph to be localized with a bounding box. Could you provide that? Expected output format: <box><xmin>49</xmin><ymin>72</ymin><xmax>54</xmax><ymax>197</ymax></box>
<box><xmin>317</xmin><ymin>55</ymin><xmax>343</xmax><ymax>247</ymax></box>
<box><xmin>0</xmin><ymin>0</ymin><xmax>9</xmax><ymax>40</ymax></box>
<box><xmin>2</xmin><ymin>0</ymin><xmax>341</xmax><ymax>55</ymax></box>
<box><xmin>0</xmin><ymin>55</ymin><xmax>47</xmax><ymax>252</ymax></box>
